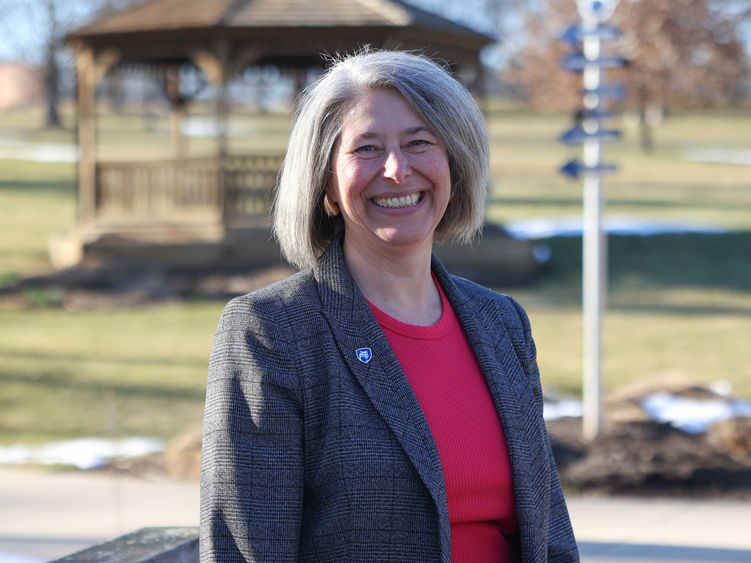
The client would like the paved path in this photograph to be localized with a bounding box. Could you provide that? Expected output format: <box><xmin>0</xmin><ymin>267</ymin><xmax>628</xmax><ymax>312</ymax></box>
<box><xmin>0</xmin><ymin>468</ymin><xmax>199</xmax><ymax>561</ymax></box>
<box><xmin>567</xmin><ymin>496</ymin><xmax>751</xmax><ymax>562</ymax></box>
<box><xmin>0</xmin><ymin>467</ymin><xmax>749</xmax><ymax>561</ymax></box>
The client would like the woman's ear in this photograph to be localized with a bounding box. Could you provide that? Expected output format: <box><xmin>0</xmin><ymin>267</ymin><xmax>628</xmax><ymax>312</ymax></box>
<box><xmin>323</xmin><ymin>192</ymin><xmax>340</xmax><ymax>218</ymax></box>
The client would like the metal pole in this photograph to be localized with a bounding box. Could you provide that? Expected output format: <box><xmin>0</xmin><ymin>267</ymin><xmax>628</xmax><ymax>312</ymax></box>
<box><xmin>580</xmin><ymin>12</ymin><xmax>605</xmax><ymax>440</ymax></box>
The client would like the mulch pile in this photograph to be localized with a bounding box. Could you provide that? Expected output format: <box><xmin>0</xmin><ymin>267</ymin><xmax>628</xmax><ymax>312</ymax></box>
<box><xmin>547</xmin><ymin>382</ymin><xmax>751</xmax><ymax>498</ymax></box>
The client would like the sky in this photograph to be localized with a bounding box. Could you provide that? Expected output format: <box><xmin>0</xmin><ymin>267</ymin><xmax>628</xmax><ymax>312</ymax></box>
<box><xmin>0</xmin><ymin>1</ymin><xmax>109</xmax><ymax>63</ymax></box>
<box><xmin>0</xmin><ymin>0</ymin><xmax>748</xmax><ymax>67</ymax></box>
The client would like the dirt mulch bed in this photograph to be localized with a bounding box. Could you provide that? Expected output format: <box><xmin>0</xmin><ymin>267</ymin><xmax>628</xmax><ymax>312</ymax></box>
<box><xmin>548</xmin><ymin>416</ymin><xmax>751</xmax><ymax>498</ymax></box>
<box><xmin>547</xmin><ymin>378</ymin><xmax>751</xmax><ymax>498</ymax></box>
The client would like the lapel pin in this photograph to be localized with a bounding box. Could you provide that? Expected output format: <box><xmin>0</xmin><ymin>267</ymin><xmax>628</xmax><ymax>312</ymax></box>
<box><xmin>355</xmin><ymin>348</ymin><xmax>372</xmax><ymax>364</ymax></box>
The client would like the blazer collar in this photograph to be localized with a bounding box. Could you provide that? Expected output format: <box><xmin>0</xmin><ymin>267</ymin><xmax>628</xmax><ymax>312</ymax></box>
<box><xmin>313</xmin><ymin>234</ymin><xmax>451</xmax><ymax>561</ymax></box>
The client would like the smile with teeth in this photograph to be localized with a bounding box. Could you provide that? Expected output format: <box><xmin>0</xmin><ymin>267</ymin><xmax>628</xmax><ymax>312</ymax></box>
<box><xmin>372</xmin><ymin>192</ymin><xmax>422</xmax><ymax>209</ymax></box>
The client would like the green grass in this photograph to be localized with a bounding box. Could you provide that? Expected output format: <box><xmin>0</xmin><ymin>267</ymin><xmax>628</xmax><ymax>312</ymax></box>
<box><xmin>1</xmin><ymin>103</ymin><xmax>750</xmax><ymax>444</ymax></box>
<box><xmin>0</xmin><ymin>302</ymin><xmax>221</xmax><ymax>443</ymax></box>
<box><xmin>0</xmin><ymin>159</ymin><xmax>77</xmax><ymax>275</ymax></box>
<box><xmin>485</xmin><ymin>108</ymin><xmax>751</xmax><ymax>229</ymax></box>
<box><xmin>508</xmin><ymin>234</ymin><xmax>751</xmax><ymax>398</ymax></box>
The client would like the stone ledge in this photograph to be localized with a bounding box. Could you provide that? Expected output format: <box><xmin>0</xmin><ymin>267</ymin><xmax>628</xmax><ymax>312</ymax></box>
<box><xmin>52</xmin><ymin>527</ymin><xmax>199</xmax><ymax>563</ymax></box>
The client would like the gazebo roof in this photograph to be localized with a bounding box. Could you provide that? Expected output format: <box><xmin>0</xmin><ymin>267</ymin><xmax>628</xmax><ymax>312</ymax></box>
<box><xmin>69</xmin><ymin>0</ymin><xmax>494</xmax><ymax>68</ymax></box>
<box><xmin>73</xmin><ymin>0</ymin><xmax>490</xmax><ymax>38</ymax></box>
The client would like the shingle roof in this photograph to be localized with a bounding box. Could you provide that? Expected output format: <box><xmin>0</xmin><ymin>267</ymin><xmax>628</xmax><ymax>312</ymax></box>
<box><xmin>72</xmin><ymin>0</ymin><xmax>492</xmax><ymax>42</ymax></box>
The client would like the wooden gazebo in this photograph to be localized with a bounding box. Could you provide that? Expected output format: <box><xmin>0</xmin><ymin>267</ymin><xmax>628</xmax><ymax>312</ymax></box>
<box><xmin>60</xmin><ymin>0</ymin><xmax>494</xmax><ymax>268</ymax></box>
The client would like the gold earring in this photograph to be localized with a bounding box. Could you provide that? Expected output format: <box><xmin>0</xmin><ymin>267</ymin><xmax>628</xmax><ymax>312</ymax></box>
<box><xmin>323</xmin><ymin>194</ymin><xmax>340</xmax><ymax>217</ymax></box>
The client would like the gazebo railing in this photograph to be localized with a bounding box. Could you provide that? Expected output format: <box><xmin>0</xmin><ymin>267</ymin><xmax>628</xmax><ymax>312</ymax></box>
<box><xmin>223</xmin><ymin>154</ymin><xmax>283</xmax><ymax>218</ymax></box>
<box><xmin>94</xmin><ymin>154</ymin><xmax>283</xmax><ymax>222</ymax></box>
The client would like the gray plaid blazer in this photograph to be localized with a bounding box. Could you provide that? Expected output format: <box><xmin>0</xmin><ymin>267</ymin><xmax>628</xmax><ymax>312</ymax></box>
<box><xmin>200</xmin><ymin>235</ymin><xmax>579</xmax><ymax>562</ymax></box>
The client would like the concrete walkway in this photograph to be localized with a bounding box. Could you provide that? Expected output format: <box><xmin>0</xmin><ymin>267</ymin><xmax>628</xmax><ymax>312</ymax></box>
<box><xmin>0</xmin><ymin>467</ymin><xmax>749</xmax><ymax>562</ymax></box>
<box><xmin>567</xmin><ymin>496</ymin><xmax>751</xmax><ymax>562</ymax></box>
<box><xmin>0</xmin><ymin>468</ymin><xmax>199</xmax><ymax>561</ymax></box>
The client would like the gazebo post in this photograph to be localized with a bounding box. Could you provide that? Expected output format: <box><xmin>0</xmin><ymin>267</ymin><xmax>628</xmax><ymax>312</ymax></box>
<box><xmin>75</xmin><ymin>45</ymin><xmax>97</xmax><ymax>225</ymax></box>
<box><xmin>214</xmin><ymin>41</ymin><xmax>230</xmax><ymax>159</ymax></box>
<box><xmin>192</xmin><ymin>43</ymin><xmax>231</xmax><ymax>222</ymax></box>
<box><xmin>73</xmin><ymin>45</ymin><xmax>120</xmax><ymax>226</ymax></box>
<box><xmin>165</xmin><ymin>66</ymin><xmax>188</xmax><ymax>158</ymax></box>
<box><xmin>290</xmin><ymin>68</ymin><xmax>307</xmax><ymax>102</ymax></box>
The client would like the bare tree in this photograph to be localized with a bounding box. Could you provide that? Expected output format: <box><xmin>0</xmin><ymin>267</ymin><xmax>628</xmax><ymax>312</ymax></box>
<box><xmin>504</xmin><ymin>0</ymin><xmax>750</xmax><ymax>147</ymax></box>
<box><xmin>0</xmin><ymin>0</ymin><xmax>136</xmax><ymax>128</ymax></box>
<box><xmin>502</xmin><ymin>1</ymin><xmax>582</xmax><ymax>108</ymax></box>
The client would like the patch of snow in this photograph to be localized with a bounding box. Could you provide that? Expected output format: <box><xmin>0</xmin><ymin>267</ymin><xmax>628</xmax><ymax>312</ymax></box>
<box><xmin>640</xmin><ymin>393</ymin><xmax>751</xmax><ymax>434</ymax></box>
<box><xmin>506</xmin><ymin>217</ymin><xmax>728</xmax><ymax>240</ymax></box>
<box><xmin>0</xmin><ymin>140</ymin><xmax>78</xmax><ymax>163</ymax></box>
<box><xmin>180</xmin><ymin>116</ymin><xmax>257</xmax><ymax>138</ymax></box>
<box><xmin>709</xmin><ymin>379</ymin><xmax>733</xmax><ymax>397</ymax></box>
<box><xmin>0</xmin><ymin>437</ymin><xmax>164</xmax><ymax>470</ymax></box>
<box><xmin>544</xmin><ymin>386</ymin><xmax>751</xmax><ymax>434</ymax></box>
<box><xmin>684</xmin><ymin>148</ymin><xmax>751</xmax><ymax>166</ymax></box>
<box><xmin>543</xmin><ymin>398</ymin><xmax>583</xmax><ymax>420</ymax></box>
<box><xmin>0</xmin><ymin>553</ymin><xmax>44</xmax><ymax>563</ymax></box>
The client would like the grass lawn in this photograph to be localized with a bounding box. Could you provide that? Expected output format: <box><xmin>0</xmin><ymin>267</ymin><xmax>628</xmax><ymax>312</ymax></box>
<box><xmin>0</xmin><ymin>303</ymin><xmax>220</xmax><ymax>443</ymax></box>
<box><xmin>0</xmin><ymin>103</ymin><xmax>750</xmax><ymax>444</ymax></box>
<box><xmin>512</xmin><ymin>234</ymin><xmax>751</xmax><ymax>399</ymax></box>
<box><xmin>0</xmin><ymin>159</ymin><xmax>77</xmax><ymax>276</ymax></box>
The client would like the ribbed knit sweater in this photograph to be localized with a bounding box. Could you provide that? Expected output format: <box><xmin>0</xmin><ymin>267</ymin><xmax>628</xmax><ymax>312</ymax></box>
<box><xmin>369</xmin><ymin>280</ymin><xmax>519</xmax><ymax>562</ymax></box>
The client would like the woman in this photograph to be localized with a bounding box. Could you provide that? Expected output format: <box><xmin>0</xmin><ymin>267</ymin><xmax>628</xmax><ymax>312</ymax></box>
<box><xmin>201</xmin><ymin>50</ymin><xmax>578</xmax><ymax>562</ymax></box>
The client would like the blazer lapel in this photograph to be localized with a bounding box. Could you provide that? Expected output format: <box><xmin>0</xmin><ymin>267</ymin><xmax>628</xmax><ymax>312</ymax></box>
<box><xmin>433</xmin><ymin>259</ymin><xmax>546</xmax><ymax>549</ymax></box>
<box><xmin>314</xmin><ymin>237</ymin><xmax>451</xmax><ymax>561</ymax></box>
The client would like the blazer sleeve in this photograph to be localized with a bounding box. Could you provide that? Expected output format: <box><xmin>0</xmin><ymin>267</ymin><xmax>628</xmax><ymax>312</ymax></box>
<box><xmin>200</xmin><ymin>296</ymin><xmax>304</xmax><ymax>562</ymax></box>
<box><xmin>510</xmin><ymin>298</ymin><xmax>580</xmax><ymax>563</ymax></box>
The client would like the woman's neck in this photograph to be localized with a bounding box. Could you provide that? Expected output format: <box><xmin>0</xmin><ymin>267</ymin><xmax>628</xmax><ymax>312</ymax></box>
<box><xmin>343</xmin><ymin>238</ymin><xmax>442</xmax><ymax>326</ymax></box>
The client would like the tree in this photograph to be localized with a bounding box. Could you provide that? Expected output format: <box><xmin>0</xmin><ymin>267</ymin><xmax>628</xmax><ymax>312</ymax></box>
<box><xmin>613</xmin><ymin>0</ymin><xmax>749</xmax><ymax>105</ymax></box>
<box><xmin>502</xmin><ymin>1</ymin><xmax>582</xmax><ymax>108</ymax></box>
<box><xmin>504</xmin><ymin>0</ymin><xmax>750</xmax><ymax>125</ymax></box>
<box><xmin>0</xmin><ymin>0</ymin><xmax>136</xmax><ymax>128</ymax></box>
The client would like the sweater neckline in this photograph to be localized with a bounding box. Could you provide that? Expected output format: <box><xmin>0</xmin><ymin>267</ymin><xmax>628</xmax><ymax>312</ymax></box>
<box><xmin>368</xmin><ymin>274</ymin><xmax>455</xmax><ymax>340</ymax></box>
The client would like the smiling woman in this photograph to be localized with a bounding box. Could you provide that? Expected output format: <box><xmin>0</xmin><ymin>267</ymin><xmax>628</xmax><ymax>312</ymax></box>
<box><xmin>326</xmin><ymin>88</ymin><xmax>453</xmax><ymax>314</ymax></box>
<box><xmin>200</xmin><ymin>50</ymin><xmax>579</xmax><ymax>563</ymax></box>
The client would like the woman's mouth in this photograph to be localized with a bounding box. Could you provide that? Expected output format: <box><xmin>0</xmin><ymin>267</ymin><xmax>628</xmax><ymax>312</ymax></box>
<box><xmin>372</xmin><ymin>192</ymin><xmax>423</xmax><ymax>209</ymax></box>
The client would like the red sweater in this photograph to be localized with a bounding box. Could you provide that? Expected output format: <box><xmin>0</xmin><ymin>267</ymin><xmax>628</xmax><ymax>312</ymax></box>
<box><xmin>369</xmin><ymin>282</ymin><xmax>519</xmax><ymax>562</ymax></box>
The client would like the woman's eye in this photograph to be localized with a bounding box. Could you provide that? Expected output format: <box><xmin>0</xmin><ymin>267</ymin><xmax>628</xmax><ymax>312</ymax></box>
<box><xmin>354</xmin><ymin>144</ymin><xmax>378</xmax><ymax>153</ymax></box>
<box><xmin>407</xmin><ymin>139</ymin><xmax>430</xmax><ymax>149</ymax></box>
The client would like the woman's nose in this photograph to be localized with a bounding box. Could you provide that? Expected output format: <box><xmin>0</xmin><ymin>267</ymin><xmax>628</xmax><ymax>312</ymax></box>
<box><xmin>383</xmin><ymin>149</ymin><xmax>410</xmax><ymax>184</ymax></box>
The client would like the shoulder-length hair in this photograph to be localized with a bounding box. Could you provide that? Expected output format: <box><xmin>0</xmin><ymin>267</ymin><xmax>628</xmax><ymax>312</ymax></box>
<box><xmin>273</xmin><ymin>49</ymin><xmax>489</xmax><ymax>270</ymax></box>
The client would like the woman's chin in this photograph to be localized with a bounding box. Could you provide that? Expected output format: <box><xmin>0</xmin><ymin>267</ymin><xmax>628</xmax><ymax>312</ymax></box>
<box><xmin>371</xmin><ymin>227</ymin><xmax>436</xmax><ymax>252</ymax></box>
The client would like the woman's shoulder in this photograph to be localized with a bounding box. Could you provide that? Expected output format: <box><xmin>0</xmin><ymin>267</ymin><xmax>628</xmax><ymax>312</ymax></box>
<box><xmin>446</xmin><ymin>274</ymin><xmax>534</xmax><ymax>345</ymax></box>
<box><xmin>449</xmin><ymin>274</ymin><xmax>525</xmax><ymax>316</ymax></box>
<box><xmin>218</xmin><ymin>270</ymin><xmax>320</xmax><ymax>331</ymax></box>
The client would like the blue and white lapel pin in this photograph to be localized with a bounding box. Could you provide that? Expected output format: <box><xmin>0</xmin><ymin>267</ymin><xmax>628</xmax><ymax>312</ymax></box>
<box><xmin>355</xmin><ymin>347</ymin><xmax>373</xmax><ymax>364</ymax></box>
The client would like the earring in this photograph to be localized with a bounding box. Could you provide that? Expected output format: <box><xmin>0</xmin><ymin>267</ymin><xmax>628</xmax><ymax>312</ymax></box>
<box><xmin>323</xmin><ymin>194</ymin><xmax>340</xmax><ymax>217</ymax></box>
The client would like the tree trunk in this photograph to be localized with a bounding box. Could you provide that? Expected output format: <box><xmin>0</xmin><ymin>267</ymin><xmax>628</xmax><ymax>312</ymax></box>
<box><xmin>637</xmin><ymin>89</ymin><xmax>654</xmax><ymax>153</ymax></box>
<box><xmin>44</xmin><ymin>45</ymin><xmax>62</xmax><ymax>129</ymax></box>
<box><xmin>638</xmin><ymin>112</ymin><xmax>654</xmax><ymax>153</ymax></box>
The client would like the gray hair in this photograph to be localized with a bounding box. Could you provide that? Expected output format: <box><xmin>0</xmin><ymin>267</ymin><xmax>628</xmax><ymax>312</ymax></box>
<box><xmin>273</xmin><ymin>49</ymin><xmax>489</xmax><ymax>270</ymax></box>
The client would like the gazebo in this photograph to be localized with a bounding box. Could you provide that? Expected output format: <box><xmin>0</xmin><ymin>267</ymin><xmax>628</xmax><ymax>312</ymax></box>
<box><xmin>59</xmin><ymin>0</ymin><xmax>495</xmax><ymax>269</ymax></box>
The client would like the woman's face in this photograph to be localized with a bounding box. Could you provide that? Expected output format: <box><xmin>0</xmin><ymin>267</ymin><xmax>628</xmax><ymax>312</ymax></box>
<box><xmin>326</xmin><ymin>88</ymin><xmax>451</xmax><ymax>260</ymax></box>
